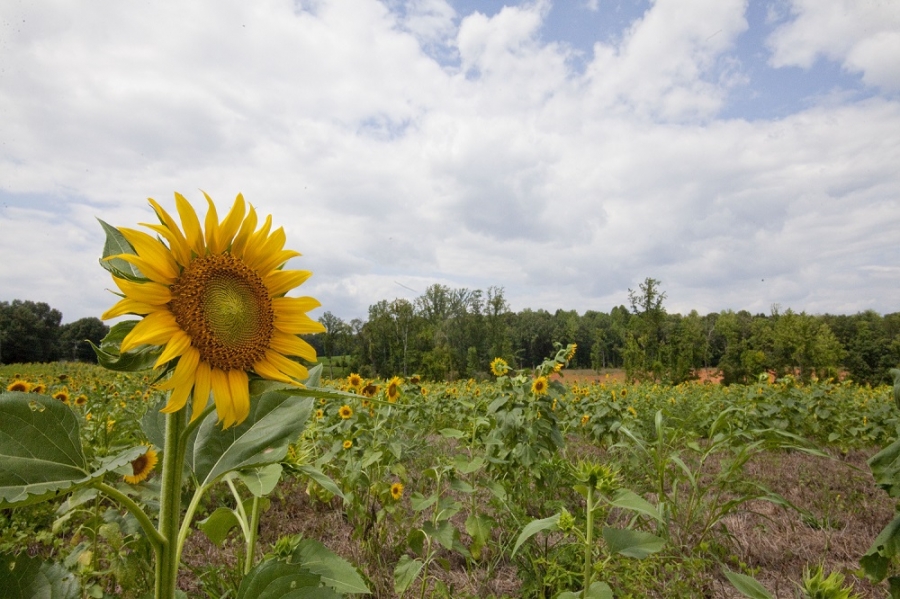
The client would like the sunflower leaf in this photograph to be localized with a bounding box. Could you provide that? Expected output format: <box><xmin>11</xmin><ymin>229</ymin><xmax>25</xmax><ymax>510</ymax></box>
<box><xmin>0</xmin><ymin>393</ymin><xmax>147</xmax><ymax>508</ymax></box>
<box><xmin>97</xmin><ymin>218</ymin><xmax>144</xmax><ymax>281</ymax></box>
<box><xmin>90</xmin><ymin>320</ymin><xmax>163</xmax><ymax>372</ymax></box>
<box><xmin>0</xmin><ymin>552</ymin><xmax>81</xmax><ymax>599</ymax></box>
<box><xmin>236</xmin><ymin>557</ymin><xmax>338</xmax><ymax>599</ymax></box>
<box><xmin>189</xmin><ymin>391</ymin><xmax>314</xmax><ymax>488</ymax></box>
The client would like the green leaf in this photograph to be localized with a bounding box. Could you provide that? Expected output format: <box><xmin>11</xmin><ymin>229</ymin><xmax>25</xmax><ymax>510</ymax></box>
<box><xmin>97</xmin><ymin>218</ymin><xmax>142</xmax><ymax>280</ymax></box>
<box><xmin>0</xmin><ymin>552</ymin><xmax>80</xmax><ymax>599</ymax></box>
<box><xmin>465</xmin><ymin>512</ymin><xmax>493</xmax><ymax>560</ymax></box>
<box><xmin>296</xmin><ymin>465</ymin><xmax>345</xmax><ymax>500</ymax></box>
<box><xmin>394</xmin><ymin>555</ymin><xmax>424</xmax><ymax>596</ymax></box>
<box><xmin>237</xmin><ymin>464</ymin><xmax>283</xmax><ymax>497</ymax></box>
<box><xmin>423</xmin><ymin>520</ymin><xmax>457</xmax><ymax>550</ymax></box>
<box><xmin>189</xmin><ymin>391</ymin><xmax>313</xmax><ymax>487</ymax></box>
<box><xmin>891</xmin><ymin>368</ymin><xmax>900</xmax><ymax>411</ymax></box>
<box><xmin>0</xmin><ymin>395</ymin><xmax>138</xmax><ymax>508</ymax></box>
<box><xmin>601</xmin><ymin>527</ymin><xmax>664</xmax><ymax>559</ymax></box>
<box><xmin>608</xmin><ymin>489</ymin><xmax>663</xmax><ymax>523</ymax></box>
<box><xmin>289</xmin><ymin>538</ymin><xmax>369</xmax><ymax>595</ymax></box>
<box><xmin>512</xmin><ymin>513</ymin><xmax>560</xmax><ymax>556</ymax></box>
<box><xmin>90</xmin><ymin>320</ymin><xmax>163</xmax><ymax>372</ymax></box>
<box><xmin>236</xmin><ymin>557</ymin><xmax>338</xmax><ymax>599</ymax></box>
<box><xmin>304</xmin><ymin>364</ymin><xmax>324</xmax><ymax>388</ymax></box>
<box><xmin>869</xmin><ymin>437</ymin><xmax>900</xmax><ymax>497</ymax></box>
<box><xmin>723</xmin><ymin>568</ymin><xmax>775</xmax><ymax>599</ymax></box>
<box><xmin>862</xmin><ymin>514</ymin><xmax>900</xmax><ymax>582</ymax></box>
<box><xmin>198</xmin><ymin>507</ymin><xmax>241</xmax><ymax>546</ymax></box>
<box><xmin>439</xmin><ymin>428</ymin><xmax>466</xmax><ymax>439</ymax></box>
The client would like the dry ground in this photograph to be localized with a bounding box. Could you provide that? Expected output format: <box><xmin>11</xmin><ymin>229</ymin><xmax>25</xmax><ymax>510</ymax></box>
<box><xmin>180</xmin><ymin>445</ymin><xmax>896</xmax><ymax>598</ymax></box>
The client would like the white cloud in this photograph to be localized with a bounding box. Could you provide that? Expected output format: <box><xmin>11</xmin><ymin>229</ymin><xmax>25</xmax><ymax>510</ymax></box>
<box><xmin>767</xmin><ymin>0</ymin><xmax>900</xmax><ymax>91</ymax></box>
<box><xmin>0</xmin><ymin>0</ymin><xmax>898</xmax><ymax>324</ymax></box>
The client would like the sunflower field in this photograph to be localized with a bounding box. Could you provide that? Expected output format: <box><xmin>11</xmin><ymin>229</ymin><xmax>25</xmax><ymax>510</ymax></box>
<box><xmin>2</xmin><ymin>352</ymin><xmax>899</xmax><ymax>599</ymax></box>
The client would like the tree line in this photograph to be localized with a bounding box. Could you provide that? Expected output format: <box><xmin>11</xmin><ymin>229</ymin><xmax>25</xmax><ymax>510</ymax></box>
<box><xmin>0</xmin><ymin>300</ymin><xmax>109</xmax><ymax>364</ymax></box>
<box><xmin>306</xmin><ymin>278</ymin><xmax>900</xmax><ymax>386</ymax></box>
<box><xmin>4</xmin><ymin>279</ymin><xmax>898</xmax><ymax>387</ymax></box>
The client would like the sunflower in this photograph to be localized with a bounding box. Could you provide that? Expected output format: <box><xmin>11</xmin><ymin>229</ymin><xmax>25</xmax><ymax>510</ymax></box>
<box><xmin>101</xmin><ymin>193</ymin><xmax>324</xmax><ymax>428</ymax></box>
<box><xmin>31</xmin><ymin>383</ymin><xmax>46</xmax><ymax>394</ymax></box>
<box><xmin>6</xmin><ymin>380</ymin><xmax>30</xmax><ymax>393</ymax></box>
<box><xmin>342</xmin><ymin>439</ymin><xmax>353</xmax><ymax>450</ymax></box>
<box><xmin>339</xmin><ymin>404</ymin><xmax>353</xmax><ymax>419</ymax></box>
<box><xmin>315</xmin><ymin>408</ymin><xmax>324</xmax><ymax>419</ymax></box>
<box><xmin>124</xmin><ymin>447</ymin><xmax>159</xmax><ymax>484</ymax></box>
<box><xmin>531</xmin><ymin>376</ymin><xmax>548</xmax><ymax>395</ymax></box>
<box><xmin>386</xmin><ymin>376</ymin><xmax>402</xmax><ymax>403</ymax></box>
<box><xmin>347</xmin><ymin>373</ymin><xmax>363</xmax><ymax>391</ymax></box>
<box><xmin>566</xmin><ymin>343</ymin><xmax>577</xmax><ymax>361</ymax></box>
<box><xmin>74</xmin><ymin>394</ymin><xmax>88</xmax><ymax>406</ymax></box>
<box><xmin>489</xmin><ymin>357</ymin><xmax>509</xmax><ymax>377</ymax></box>
<box><xmin>409</xmin><ymin>374</ymin><xmax>421</xmax><ymax>385</ymax></box>
<box><xmin>390</xmin><ymin>482</ymin><xmax>404</xmax><ymax>501</ymax></box>
<box><xmin>580</xmin><ymin>414</ymin><xmax>590</xmax><ymax>426</ymax></box>
<box><xmin>53</xmin><ymin>388</ymin><xmax>71</xmax><ymax>404</ymax></box>
<box><xmin>361</xmin><ymin>383</ymin><xmax>378</xmax><ymax>398</ymax></box>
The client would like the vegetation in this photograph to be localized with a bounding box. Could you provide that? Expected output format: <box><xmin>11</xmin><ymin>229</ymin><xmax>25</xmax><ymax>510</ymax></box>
<box><xmin>0</xmin><ymin>300</ymin><xmax>108</xmax><ymax>364</ymax></box>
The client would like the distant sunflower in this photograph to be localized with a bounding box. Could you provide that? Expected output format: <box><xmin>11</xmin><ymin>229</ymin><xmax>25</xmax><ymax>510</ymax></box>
<box><xmin>342</xmin><ymin>439</ymin><xmax>353</xmax><ymax>450</ymax></box>
<box><xmin>6</xmin><ymin>380</ymin><xmax>30</xmax><ymax>393</ymax></box>
<box><xmin>566</xmin><ymin>343</ymin><xmax>577</xmax><ymax>361</ymax></box>
<box><xmin>361</xmin><ymin>383</ymin><xmax>378</xmax><ymax>398</ymax></box>
<box><xmin>31</xmin><ymin>383</ymin><xmax>46</xmax><ymax>394</ymax></box>
<box><xmin>124</xmin><ymin>447</ymin><xmax>158</xmax><ymax>484</ymax></box>
<box><xmin>101</xmin><ymin>193</ymin><xmax>324</xmax><ymax>428</ymax></box>
<box><xmin>580</xmin><ymin>414</ymin><xmax>590</xmax><ymax>426</ymax></box>
<box><xmin>531</xmin><ymin>376</ymin><xmax>548</xmax><ymax>396</ymax></box>
<box><xmin>489</xmin><ymin>357</ymin><xmax>509</xmax><ymax>377</ymax></box>
<box><xmin>347</xmin><ymin>373</ymin><xmax>363</xmax><ymax>391</ymax></box>
<box><xmin>74</xmin><ymin>394</ymin><xmax>88</xmax><ymax>406</ymax></box>
<box><xmin>315</xmin><ymin>408</ymin><xmax>324</xmax><ymax>419</ymax></box>
<box><xmin>390</xmin><ymin>482</ymin><xmax>404</xmax><ymax>501</ymax></box>
<box><xmin>409</xmin><ymin>374</ymin><xmax>421</xmax><ymax>385</ymax></box>
<box><xmin>339</xmin><ymin>404</ymin><xmax>353</xmax><ymax>419</ymax></box>
<box><xmin>386</xmin><ymin>376</ymin><xmax>402</xmax><ymax>403</ymax></box>
<box><xmin>53</xmin><ymin>387</ymin><xmax>71</xmax><ymax>404</ymax></box>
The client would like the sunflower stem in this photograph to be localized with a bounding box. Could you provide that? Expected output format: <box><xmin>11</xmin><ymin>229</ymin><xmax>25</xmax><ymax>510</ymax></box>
<box><xmin>246</xmin><ymin>495</ymin><xmax>262</xmax><ymax>574</ymax></box>
<box><xmin>156</xmin><ymin>408</ymin><xmax>187</xmax><ymax>599</ymax></box>
<box><xmin>93</xmin><ymin>481</ymin><xmax>166</xmax><ymax>552</ymax></box>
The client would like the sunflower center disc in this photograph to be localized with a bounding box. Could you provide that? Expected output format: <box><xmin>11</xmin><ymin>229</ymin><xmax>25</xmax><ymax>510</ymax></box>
<box><xmin>169</xmin><ymin>253</ymin><xmax>274</xmax><ymax>371</ymax></box>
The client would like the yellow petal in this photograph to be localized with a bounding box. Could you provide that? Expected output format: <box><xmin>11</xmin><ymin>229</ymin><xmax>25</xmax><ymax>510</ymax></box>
<box><xmin>154</xmin><ymin>330</ymin><xmax>192</xmax><ymax>368</ymax></box>
<box><xmin>158</xmin><ymin>347</ymin><xmax>200</xmax><ymax>414</ymax></box>
<box><xmin>269</xmin><ymin>331</ymin><xmax>317</xmax><ymax>362</ymax></box>
<box><xmin>274</xmin><ymin>314</ymin><xmax>326</xmax><ymax>335</ymax></box>
<box><xmin>108</xmin><ymin>253</ymin><xmax>177</xmax><ymax>285</ymax></box>
<box><xmin>189</xmin><ymin>361</ymin><xmax>212</xmax><ymax>422</ymax></box>
<box><xmin>118</xmin><ymin>228</ymin><xmax>178</xmax><ymax>281</ymax></box>
<box><xmin>231</xmin><ymin>204</ymin><xmax>258</xmax><ymax>258</ymax></box>
<box><xmin>120</xmin><ymin>311</ymin><xmax>180</xmax><ymax>353</ymax></box>
<box><xmin>252</xmin><ymin>357</ymin><xmax>296</xmax><ymax>384</ymax></box>
<box><xmin>202</xmin><ymin>191</ymin><xmax>222</xmax><ymax>254</ymax></box>
<box><xmin>147</xmin><ymin>197</ymin><xmax>192</xmax><ymax>267</ymax></box>
<box><xmin>175</xmin><ymin>192</ymin><xmax>205</xmax><ymax>256</ymax></box>
<box><xmin>112</xmin><ymin>277</ymin><xmax>171</xmax><ymax>305</ymax></box>
<box><xmin>259</xmin><ymin>349</ymin><xmax>309</xmax><ymax>382</ymax></box>
<box><xmin>264</xmin><ymin>270</ymin><xmax>312</xmax><ymax>297</ymax></box>
<box><xmin>102</xmin><ymin>298</ymin><xmax>157</xmax><ymax>320</ymax></box>
<box><xmin>217</xmin><ymin>194</ymin><xmax>246</xmax><ymax>252</ymax></box>
<box><xmin>227</xmin><ymin>369</ymin><xmax>250</xmax><ymax>427</ymax></box>
<box><xmin>272</xmin><ymin>296</ymin><xmax>322</xmax><ymax>315</ymax></box>
<box><xmin>242</xmin><ymin>214</ymin><xmax>273</xmax><ymax>266</ymax></box>
<box><xmin>210</xmin><ymin>368</ymin><xmax>235</xmax><ymax>427</ymax></box>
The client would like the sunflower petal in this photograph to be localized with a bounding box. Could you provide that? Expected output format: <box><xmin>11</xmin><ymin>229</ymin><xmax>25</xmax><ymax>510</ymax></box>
<box><xmin>159</xmin><ymin>347</ymin><xmax>200</xmax><ymax>414</ymax></box>
<box><xmin>202</xmin><ymin>191</ymin><xmax>221</xmax><ymax>254</ymax></box>
<box><xmin>269</xmin><ymin>331</ymin><xmax>317</xmax><ymax>362</ymax></box>
<box><xmin>118</xmin><ymin>228</ymin><xmax>179</xmax><ymax>280</ymax></box>
<box><xmin>108</xmin><ymin>253</ymin><xmax>177</xmax><ymax>285</ymax></box>
<box><xmin>147</xmin><ymin>197</ymin><xmax>192</xmax><ymax>267</ymax></box>
<box><xmin>175</xmin><ymin>192</ymin><xmax>205</xmax><ymax>256</ymax></box>
<box><xmin>112</xmin><ymin>277</ymin><xmax>172</xmax><ymax>305</ymax></box>
<box><xmin>154</xmin><ymin>330</ymin><xmax>193</xmax><ymax>368</ymax></box>
<box><xmin>226</xmin><ymin>369</ymin><xmax>250</xmax><ymax>427</ymax></box>
<box><xmin>120</xmin><ymin>311</ymin><xmax>180</xmax><ymax>353</ymax></box>
<box><xmin>102</xmin><ymin>298</ymin><xmax>158</xmax><ymax>319</ymax></box>
<box><xmin>264</xmin><ymin>269</ymin><xmax>312</xmax><ymax>296</ymax></box>
<box><xmin>190</xmin><ymin>361</ymin><xmax>212</xmax><ymax>422</ymax></box>
<box><xmin>210</xmin><ymin>368</ymin><xmax>236</xmax><ymax>427</ymax></box>
<box><xmin>217</xmin><ymin>194</ymin><xmax>246</xmax><ymax>252</ymax></box>
<box><xmin>231</xmin><ymin>204</ymin><xmax>258</xmax><ymax>258</ymax></box>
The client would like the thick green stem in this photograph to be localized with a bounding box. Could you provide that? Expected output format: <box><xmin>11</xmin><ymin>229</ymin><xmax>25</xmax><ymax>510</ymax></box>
<box><xmin>94</xmin><ymin>481</ymin><xmax>166</xmax><ymax>552</ymax></box>
<box><xmin>583</xmin><ymin>485</ymin><xmax>595</xmax><ymax>599</ymax></box>
<box><xmin>155</xmin><ymin>409</ymin><xmax>187</xmax><ymax>599</ymax></box>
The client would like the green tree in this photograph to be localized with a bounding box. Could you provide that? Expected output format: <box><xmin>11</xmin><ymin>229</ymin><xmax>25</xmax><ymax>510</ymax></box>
<box><xmin>0</xmin><ymin>300</ymin><xmax>63</xmax><ymax>363</ymax></box>
<box><xmin>624</xmin><ymin>277</ymin><xmax>667</xmax><ymax>381</ymax></box>
<box><xmin>58</xmin><ymin>317</ymin><xmax>109</xmax><ymax>363</ymax></box>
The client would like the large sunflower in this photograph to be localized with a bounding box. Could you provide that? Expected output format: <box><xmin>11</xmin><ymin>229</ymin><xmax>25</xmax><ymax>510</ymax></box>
<box><xmin>102</xmin><ymin>192</ymin><xmax>324</xmax><ymax>427</ymax></box>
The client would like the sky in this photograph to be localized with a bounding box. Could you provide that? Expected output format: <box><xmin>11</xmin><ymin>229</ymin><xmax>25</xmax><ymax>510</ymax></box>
<box><xmin>1</xmin><ymin>0</ymin><xmax>899</xmax><ymax>325</ymax></box>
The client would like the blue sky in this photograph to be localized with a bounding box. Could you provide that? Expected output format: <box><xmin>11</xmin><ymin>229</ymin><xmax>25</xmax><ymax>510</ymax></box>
<box><xmin>1</xmin><ymin>0</ymin><xmax>899</xmax><ymax>324</ymax></box>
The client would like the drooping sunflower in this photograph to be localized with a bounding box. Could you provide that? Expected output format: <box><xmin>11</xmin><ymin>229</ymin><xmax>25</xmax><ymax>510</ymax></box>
<box><xmin>124</xmin><ymin>446</ymin><xmax>159</xmax><ymax>484</ymax></box>
<box><xmin>390</xmin><ymin>482</ymin><xmax>404</xmax><ymax>501</ymax></box>
<box><xmin>386</xmin><ymin>376</ymin><xmax>402</xmax><ymax>403</ymax></box>
<box><xmin>6</xmin><ymin>380</ymin><xmax>30</xmax><ymax>393</ymax></box>
<box><xmin>101</xmin><ymin>193</ymin><xmax>324</xmax><ymax>428</ymax></box>
<box><xmin>347</xmin><ymin>373</ymin><xmax>363</xmax><ymax>392</ymax></box>
<box><xmin>489</xmin><ymin>357</ymin><xmax>509</xmax><ymax>377</ymax></box>
<box><xmin>339</xmin><ymin>404</ymin><xmax>353</xmax><ymax>419</ymax></box>
<box><xmin>531</xmin><ymin>376</ymin><xmax>548</xmax><ymax>396</ymax></box>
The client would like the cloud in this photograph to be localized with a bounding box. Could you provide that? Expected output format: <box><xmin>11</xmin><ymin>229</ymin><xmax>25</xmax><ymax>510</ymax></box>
<box><xmin>767</xmin><ymin>0</ymin><xmax>900</xmax><ymax>91</ymax></box>
<box><xmin>0</xmin><ymin>0</ymin><xmax>898</xmax><ymax>325</ymax></box>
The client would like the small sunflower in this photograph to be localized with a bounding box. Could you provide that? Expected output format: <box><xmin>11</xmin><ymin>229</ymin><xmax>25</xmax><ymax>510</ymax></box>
<box><xmin>31</xmin><ymin>383</ymin><xmax>46</xmax><ymax>394</ymax></box>
<box><xmin>566</xmin><ymin>343</ymin><xmax>577</xmax><ymax>361</ymax></box>
<box><xmin>627</xmin><ymin>406</ymin><xmax>637</xmax><ymax>417</ymax></box>
<box><xmin>342</xmin><ymin>439</ymin><xmax>353</xmax><ymax>450</ymax></box>
<box><xmin>489</xmin><ymin>357</ymin><xmax>509</xmax><ymax>377</ymax></box>
<box><xmin>53</xmin><ymin>387</ymin><xmax>71</xmax><ymax>404</ymax></box>
<box><xmin>386</xmin><ymin>376</ymin><xmax>402</xmax><ymax>403</ymax></box>
<box><xmin>315</xmin><ymin>408</ymin><xmax>324</xmax><ymax>419</ymax></box>
<box><xmin>580</xmin><ymin>414</ymin><xmax>590</xmax><ymax>426</ymax></box>
<box><xmin>124</xmin><ymin>447</ymin><xmax>158</xmax><ymax>484</ymax></box>
<box><xmin>347</xmin><ymin>373</ymin><xmax>363</xmax><ymax>391</ymax></box>
<box><xmin>361</xmin><ymin>383</ymin><xmax>378</xmax><ymax>398</ymax></box>
<box><xmin>390</xmin><ymin>482</ymin><xmax>404</xmax><ymax>501</ymax></box>
<box><xmin>74</xmin><ymin>394</ymin><xmax>88</xmax><ymax>406</ymax></box>
<box><xmin>339</xmin><ymin>404</ymin><xmax>353</xmax><ymax>419</ymax></box>
<box><xmin>6</xmin><ymin>380</ymin><xmax>30</xmax><ymax>393</ymax></box>
<box><xmin>531</xmin><ymin>376</ymin><xmax>549</xmax><ymax>396</ymax></box>
<box><xmin>409</xmin><ymin>374</ymin><xmax>421</xmax><ymax>385</ymax></box>
<box><xmin>101</xmin><ymin>193</ymin><xmax>325</xmax><ymax>428</ymax></box>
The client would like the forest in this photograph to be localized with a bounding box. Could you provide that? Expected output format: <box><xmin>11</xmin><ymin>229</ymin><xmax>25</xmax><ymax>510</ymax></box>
<box><xmin>3</xmin><ymin>277</ymin><xmax>899</xmax><ymax>386</ymax></box>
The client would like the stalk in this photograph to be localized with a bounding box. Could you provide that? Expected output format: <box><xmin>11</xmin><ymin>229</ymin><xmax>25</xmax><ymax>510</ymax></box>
<box><xmin>155</xmin><ymin>409</ymin><xmax>186</xmax><ymax>599</ymax></box>
<box><xmin>583</xmin><ymin>485</ymin><xmax>595</xmax><ymax>599</ymax></box>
